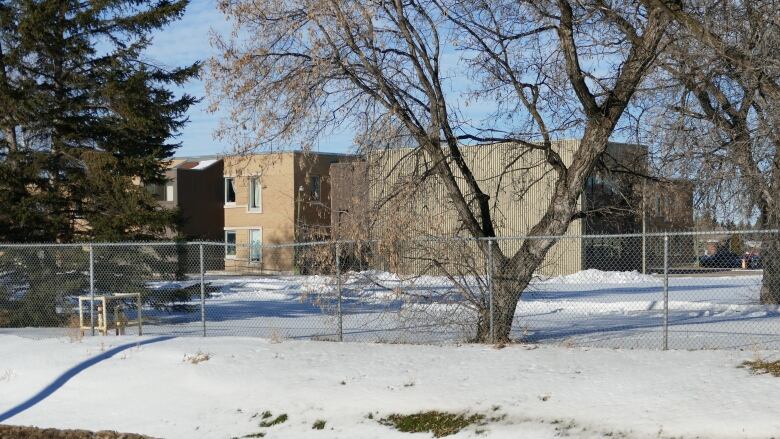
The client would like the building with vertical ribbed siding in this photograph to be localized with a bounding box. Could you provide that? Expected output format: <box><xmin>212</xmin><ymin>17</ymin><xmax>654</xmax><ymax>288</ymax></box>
<box><xmin>331</xmin><ymin>140</ymin><xmax>693</xmax><ymax>275</ymax></box>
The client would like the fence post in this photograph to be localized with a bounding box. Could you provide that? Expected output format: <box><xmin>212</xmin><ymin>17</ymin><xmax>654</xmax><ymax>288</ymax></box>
<box><xmin>200</xmin><ymin>243</ymin><xmax>206</xmax><ymax>337</ymax></box>
<box><xmin>89</xmin><ymin>244</ymin><xmax>95</xmax><ymax>336</ymax></box>
<box><xmin>663</xmin><ymin>233</ymin><xmax>669</xmax><ymax>351</ymax></box>
<box><xmin>642</xmin><ymin>219</ymin><xmax>647</xmax><ymax>274</ymax></box>
<box><xmin>336</xmin><ymin>241</ymin><xmax>343</xmax><ymax>342</ymax></box>
<box><xmin>487</xmin><ymin>239</ymin><xmax>494</xmax><ymax>344</ymax></box>
<box><xmin>641</xmin><ymin>180</ymin><xmax>647</xmax><ymax>274</ymax></box>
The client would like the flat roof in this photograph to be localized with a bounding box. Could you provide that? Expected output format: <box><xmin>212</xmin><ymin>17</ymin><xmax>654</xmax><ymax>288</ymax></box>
<box><xmin>172</xmin><ymin>150</ymin><xmax>356</xmax><ymax>161</ymax></box>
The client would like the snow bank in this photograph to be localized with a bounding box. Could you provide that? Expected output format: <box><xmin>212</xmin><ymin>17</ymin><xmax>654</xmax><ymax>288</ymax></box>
<box><xmin>299</xmin><ymin>274</ymin><xmax>337</xmax><ymax>296</ymax></box>
<box><xmin>542</xmin><ymin>269</ymin><xmax>657</xmax><ymax>285</ymax></box>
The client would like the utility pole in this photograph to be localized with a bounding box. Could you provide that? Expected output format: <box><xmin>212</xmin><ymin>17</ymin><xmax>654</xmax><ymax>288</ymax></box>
<box><xmin>296</xmin><ymin>185</ymin><xmax>305</xmax><ymax>239</ymax></box>
<box><xmin>295</xmin><ymin>185</ymin><xmax>304</xmax><ymax>272</ymax></box>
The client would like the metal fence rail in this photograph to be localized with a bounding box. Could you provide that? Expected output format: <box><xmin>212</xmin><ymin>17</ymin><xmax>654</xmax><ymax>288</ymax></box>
<box><xmin>0</xmin><ymin>230</ymin><xmax>778</xmax><ymax>350</ymax></box>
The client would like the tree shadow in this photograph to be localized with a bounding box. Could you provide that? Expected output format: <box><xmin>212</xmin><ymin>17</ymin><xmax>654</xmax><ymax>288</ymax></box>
<box><xmin>0</xmin><ymin>336</ymin><xmax>175</xmax><ymax>423</ymax></box>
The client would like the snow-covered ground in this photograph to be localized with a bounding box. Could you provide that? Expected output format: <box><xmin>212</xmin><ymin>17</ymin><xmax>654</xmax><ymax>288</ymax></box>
<box><xmin>3</xmin><ymin>270</ymin><xmax>778</xmax><ymax>350</ymax></box>
<box><xmin>1</xmin><ymin>335</ymin><xmax>779</xmax><ymax>438</ymax></box>
<box><xmin>523</xmin><ymin>271</ymin><xmax>780</xmax><ymax>349</ymax></box>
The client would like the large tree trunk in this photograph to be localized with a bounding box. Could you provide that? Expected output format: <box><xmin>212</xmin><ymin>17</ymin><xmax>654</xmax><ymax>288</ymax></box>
<box><xmin>471</xmin><ymin>119</ymin><xmax>625</xmax><ymax>342</ymax></box>
<box><xmin>475</xmin><ymin>218</ymin><xmax>580</xmax><ymax>343</ymax></box>
<box><xmin>473</xmin><ymin>263</ymin><xmax>535</xmax><ymax>343</ymax></box>
<box><xmin>491</xmin><ymin>264</ymin><xmax>536</xmax><ymax>342</ymax></box>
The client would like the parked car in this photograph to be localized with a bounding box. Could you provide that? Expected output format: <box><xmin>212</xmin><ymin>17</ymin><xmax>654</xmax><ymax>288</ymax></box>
<box><xmin>699</xmin><ymin>250</ymin><xmax>742</xmax><ymax>268</ymax></box>
<box><xmin>744</xmin><ymin>253</ymin><xmax>763</xmax><ymax>269</ymax></box>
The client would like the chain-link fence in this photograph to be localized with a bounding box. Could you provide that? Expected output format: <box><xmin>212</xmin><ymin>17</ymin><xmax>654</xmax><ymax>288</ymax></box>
<box><xmin>1</xmin><ymin>230</ymin><xmax>778</xmax><ymax>349</ymax></box>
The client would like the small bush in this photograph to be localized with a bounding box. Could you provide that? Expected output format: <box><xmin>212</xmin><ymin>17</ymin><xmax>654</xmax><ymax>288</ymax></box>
<box><xmin>66</xmin><ymin>315</ymin><xmax>84</xmax><ymax>342</ymax></box>
<box><xmin>741</xmin><ymin>359</ymin><xmax>780</xmax><ymax>376</ymax></box>
<box><xmin>183</xmin><ymin>351</ymin><xmax>210</xmax><ymax>364</ymax></box>
<box><xmin>380</xmin><ymin>411</ymin><xmax>485</xmax><ymax>437</ymax></box>
<box><xmin>312</xmin><ymin>420</ymin><xmax>326</xmax><ymax>430</ymax></box>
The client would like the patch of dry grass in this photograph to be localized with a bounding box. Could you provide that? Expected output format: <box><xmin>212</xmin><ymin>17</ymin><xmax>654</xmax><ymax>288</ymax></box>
<box><xmin>183</xmin><ymin>351</ymin><xmax>210</xmax><ymax>364</ymax></box>
<box><xmin>258</xmin><ymin>413</ymin><xmax>288</xmax><ymax>427</ymax></box>
<box><xmin>0</xmin><ymin>424</ymin><xmax>156</xmax><ymax>438</ymax></box>
<box><xmin>66</xmin><ymin>315</ymin><xmax>84</xmax><ymax>343</ymax></box>
<box><xmin>740</xmin><ymin>359</ymin><xmax>780</xmax><ymax>377</ymax></box>
<box><xmin>379</xmin><ymin>411</ymin><xmax>485</xmax><ymax>437</ymax></box>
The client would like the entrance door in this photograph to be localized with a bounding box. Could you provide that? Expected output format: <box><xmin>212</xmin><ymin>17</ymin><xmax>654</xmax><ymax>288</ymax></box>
<box><xmin>249</xmin><ymin>229</ymin><xmax>262</xmax><ymax>263</ymax></box>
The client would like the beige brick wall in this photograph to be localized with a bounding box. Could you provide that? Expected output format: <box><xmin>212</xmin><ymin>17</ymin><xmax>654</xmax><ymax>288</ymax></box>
<box><xmin>223</xmin><ymin>153</ymin><xmax>297</xmax><ymax>272</ymax></box>
<box><xmin>222</xmin><ymin>152</ymin><xmax>355</xmax><ymax>272</ymax></box>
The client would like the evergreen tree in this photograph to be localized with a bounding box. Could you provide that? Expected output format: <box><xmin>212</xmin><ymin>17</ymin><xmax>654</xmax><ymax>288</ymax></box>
<box><xmin>0</xmin><ymin>0</ymin><xmax>198</xmax><ymax>327</ymax></box>
<box><xmin>0</xmin><ymin>245</ymin><xmax>86</xmax><ymax>327</ymax></box>
<box><xmin>0</xmin><ymin>0</ymin><xmax>198</xmax><ymax>242</ymax></box>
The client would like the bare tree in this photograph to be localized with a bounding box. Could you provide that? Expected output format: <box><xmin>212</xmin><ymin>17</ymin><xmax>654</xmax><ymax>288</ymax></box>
<box><xmin>641</xmin><ymin>0</ymin><xmax>780</xmax><ymax>104</ymax></box>
<box><xmin>209</xmin><ymin>0</ymin><xmax>670</xmax><ymax>341</ymax></box>
<box><xmin>636</xmin><ymin>0</ymin><xmax>780</xmax><ymax>303</ymax></box>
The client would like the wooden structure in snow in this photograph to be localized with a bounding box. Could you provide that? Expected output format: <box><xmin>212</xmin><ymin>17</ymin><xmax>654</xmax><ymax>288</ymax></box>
<box><xmin>78</xmin><ymin>293</ymin><xmax>143</xmax><ymax>336</ymax></box>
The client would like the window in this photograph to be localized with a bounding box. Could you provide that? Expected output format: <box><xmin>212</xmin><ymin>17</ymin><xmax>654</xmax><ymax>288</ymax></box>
<box><xmin>311</xmin><ymin>175</ymin><xmax>321</xmax><ymax>200</ymax></box>
<box><xmin>146</xmin><ymin>183</ymin><xmax>165</xmax><ymax>201</ymax></box>
<box><xmin>249</xmin><ymin>177</ymin><xmax>262</xmax><ymax>211</ymax></box>
<box><xmin>224</xmin><ymin>177</ymin><xmax>236</xmax><ymax>204</ymax></box>
<box><xmin>249</xmin><ymin>229</ymin><xmax>262</xmax><ymax>263</ymax></box>
<box><xmin>225</xmin><ymin>231</ymin><xmax>236</xmax><ymax>257</ymax></box>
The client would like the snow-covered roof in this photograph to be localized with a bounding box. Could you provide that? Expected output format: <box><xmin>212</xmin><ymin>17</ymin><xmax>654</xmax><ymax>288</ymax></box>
<box><xmin>191</xmin><ymin>159</ymin><xmax>218</xmax><ymax>170</ymax></box>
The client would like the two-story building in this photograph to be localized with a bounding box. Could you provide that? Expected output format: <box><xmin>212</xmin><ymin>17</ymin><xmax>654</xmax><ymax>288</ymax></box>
<box><xmin>222</xmin><ymin>151</ymin><xmax>355</xmax><ymax>272</ymax></box>
<box><xmin>146</xmin><ymin>156</ymin><xmax>224</xmax><ymax>240</ymax></box>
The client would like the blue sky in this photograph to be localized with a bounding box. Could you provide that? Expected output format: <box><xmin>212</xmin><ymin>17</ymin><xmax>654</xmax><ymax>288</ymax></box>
<box><xmin>146</xmin><ymin>0</ymin><xmax>509</xmax><ymax>157</ymax></box>
<box><xmin>144</xmin><ymin>1</ymin><xmax>657</xmax><ymax>159</ymax></box>
<box><xmin>145</xmin><ymin>0</ymin><xmax>552</xmax><ymax>158</ymax></box>
<box><xmin>146</xmin><ymin>0</ymin><xmax>357</xmax><ymax>157</ymax></box>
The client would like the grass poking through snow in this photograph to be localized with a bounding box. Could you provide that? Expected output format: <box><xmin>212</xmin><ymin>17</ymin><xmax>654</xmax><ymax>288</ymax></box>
<box><xmin>741</xmin><ymin>359</ymin><xmax>780</xmax><ymax>377</ymax></box>
<box><xmin>259</xmin><ymin>413</ymin><xmax>288</xmax><ymax>427</ymax></box>
<box><xmin>232</xmin><ymin>411</ymin><xmax>287</xmax><ymax>438</ymax></box>
<box><xmin>312</xmin><ymin>419</ymin><xmax>326</xmax><ymax>430</ymax></box>
<box><xmin>379</xmin><ymin>411</ymin><xmax>485</xmax><ymax>437</ymax></box>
